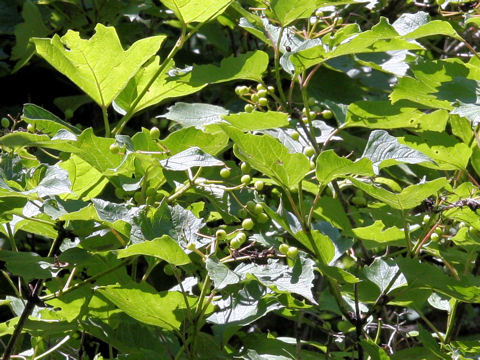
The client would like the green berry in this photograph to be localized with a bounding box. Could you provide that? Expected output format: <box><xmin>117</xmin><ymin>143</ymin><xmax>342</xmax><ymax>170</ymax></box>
<box><xmin>304</xmin><ymin>146</ymin><xmax>315</xmax><ymax>157</ymax></box>
<box><xmin>321</xmin><ymin>109</ymin><xmax>333</xmax><ymax>120</ymax></box>
<box><xmin>256</xmin><ymin>212</ymin><xmax>269</xmax><ymax>224</ymax></box>
<box><xmin>279</xmin><ymin>243</ymin><xmax>289</xmax><ymax>254</ymax></box>
<box><xmin>238</xmin><ymin>208</ymin><xmax>248</xmax><ymax>218</ymax></box>
<box><xmin>430</xmin><ymin>232</ymin><xmax>440</xmax><ymax>241</ymax></box>
<box><xmin>254</xmin><ymin>180</ymin><xmax>264</xmax><ymax>191</ymax></box>
<box><xmin>287</xmin><ymin>246</ymin><xmax>298</xmax><ymax>258</ymax></box>
<box><xmin>422</xmin><ymin>214</ymin><xmax>431</xmax><ymax>223</ymax></box>
<box><xmin>150</xmin><ymin>126</ymin><xmax>160</xmax><ymax>139</ymax></box>
<box><xmin>230</xmin><ymin>238</ymin><xmax>242</xmax><ymax>249</ymax></box>
<box><xmin>258</xmin><ymin>97</ymin><xmax>268</xmax><ymax>107</ymax></box>
<box><xmin>251</xmin><ymin>93</ymin><xmax>259</xmax><ymax>103</ymax></box>
<box><xmin>134</xmin><ymin>191</ymin><xmax>144</xmax><ymax>204</ymax></box>
<box><xmin>309</xmin><ymin>160</ymin><xmax>316</xmax><ymax>170</ymax></box>
<box><xmin>244</xmin><ymin>104</ymin><xmax>254</xmax><ymax>113</ymax></box>
<box><xmin>256</xmin><ymin>83</ymin><xmax>266</xmax><ymax>91</ymax></box>
<box><xmin>64</xmin><ymin>108</ymin><xmax>74</xmax><ymax>119</ymax></box>
<box><xmin>27</xmin><ymin>123</ymin><xmax>35</xmax><ymax>133</ymax></box>
<box><xmin>267</xmin><ymin>86</ymin><xmax>275</xmax><ymax>94</ymax></box>
<box><xmin>246</xmin><ymin>201</ymin><xmax>256</xmax><ymax>212</ymax></box>
<box><xmin>236</xmin><ymin>232</ymin><xmax>247</xmax><ymax>243</ymax></box>
<box><xmin>434</xmin><ymin>227</ymin><xmax>443</xmax><ymax>235</ymax></box>
<box><xmin>253</xmin><ymin>203</ymin><xmax>263</xmax><ymax>215</ymax></box>
<box><xmin>241</xmin><ymin>162</ymin><xmax>251</xmax><ymax>174</ymax></box>
<box><xmin>308</xmin><ymin>97</ymin><xmax>316</xmax><ymax>106</ymax></box>
<box><xmin>242</xmin><ymin>218</ymin><xmax>255</xmax><ymax>231</ymax></box>
<box><xmin>164</xmin><ymin>264</ymin><xmax>175</xmax><ymax>276</ymax></box>
<box><xmin>220</xmin><ymin>168</ymin><xmax>231</xmax><ymax>179</ymax></box>
<box><xmin>109</xmin><ymin>143</ymin><xmax>120</xmax><ymax>154</ymax></box>
<box><xmin>216</xmin><ymin>229</ymin><xmax>227</xmax><ymax>241</ymax></box>
<box><xmin>257</xmin><ymin>89</ymin><xmax>268</xmax><ymax>98</ymax></box>
<box><xmin>290</xmin><ymin>131</ymin><xmax>300</xmax><ymax>141</ymax></box>
<box><xmin>351</xmin><ymin>196</ymin><xmax>367</xmax><ymax>207</ymax></box>
<box><xmin>1</xmin><ymin>117</ymin><xmax>10</xmax><ymax>128</ymax></box>
<box><xmin>241</xmin><ymin>174</ymin><xmax>251</xmax><ymax>185</ymax></box>
<box><xmin>315</xmin><ymin>9</ymin><xmax>324</xmax><ymax>17</ymax></box>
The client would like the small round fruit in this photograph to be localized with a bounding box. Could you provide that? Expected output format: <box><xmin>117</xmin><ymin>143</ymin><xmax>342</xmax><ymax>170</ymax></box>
<box><xmin>351</xmin><ymin>196</ymin><xmax>367</xmax><ymax>207</ymax></box>
<box><xmin>321</xmin><ymin>109</ymin><xmax>333</xmax><ymax>120</ymax></box>
<box><xmin>309</xmin><ymin>160</ymin><xmax>316</xmax><ymax>170</ymax></box>
<box><xmin>279</xmin><ymin>243</ymin><xmax>289</xmax><ymax>255</ymax></box>
<box><xmin>1</xmin><ymin>117</ymin><xmax>10</xmax><ymax>128</ymax></box>
<box><xmin>267</xmin><ymin>86</ymin><xmax>275</xmax><ymax>94</ymax></box>
<box><xmin>355</xmin><ymin>190</ymin><xmax>364</xmax><ymax>197</ymax></box>
<box><xmin>216</xmin><ymin>229</ymin><xmax>227</xmax><ymax>241</ymax></box>
<box><xmin>230</xmin><ymin>237</ymin><xmax>242</xmax><ymax>249</ymax></box>
<box><xmin>109</xmin><ymin>143</ymin><xmax>120</xmax><ymax>154</ymax></box>
<box><xmin>246</xmin><ymin>201</ymin><xmax>256</xmax><ymax>212</ymax></box>
<box><xmin>422</xmin><ymin>214</ymin><xmax>430</xmax><ymax>223</ymax></box>
<box><xmin>244</xmin><ymin>104</ymin><xmax>254</xmax><ymax>113</ymax></box>
<box><xmin>258</xmin><ymin>97</ymin><xmax>268</xmax><ymax>107</ymax></box>
<box><xmin>64</xmin><ymin>108</ymin><xmax>74</xmax><ymax>119</ymax></box>
<box><xmin>251</xmin><ymin>93</ymin><xmax>259</xmax><ymax>103</ymax></box>
<box><xmin>254</xmin><ymin>203</ymin><xmax>263</xmax><ymax>215</ymax></box>
<box><xmin>256</xmin><ymin>212</ymin><xmax>269</xmax><ymax>224</ymax></box>
<box><xmin>241</xmin><ymin>174</ymin><xmax>251</xmax><ymax>185</ymax></box>
<box><xmin>287</xmin><ymin>246</ymin><xmax>299</xmax><ymax>258</ymax></box>
<box><xmin>238</xmin><ymin>208</ymin><xmax>248</xmax><ymax>218</ymax></box>
<box><xmin>304</xmin><ymin>146</ymin><xmax>315</xmax><ymax>157</ymax></box>
<box><xmin>236</xmin><ymin>232</ymin><xmax>247</xmax><ymax>243</ymax></box>
<box><xmin>27</xmin><ymin>123</ymin><xmax>35</xmax><ymax>133</ymax></box>
<box><xmin>308</xmin><ymin>97</ymin><xmax>316</xmax><ymax>106</ymax></box>
<box><xmin>430</xmin><ymin>232</ymin><xmax>440</xmax><ymax>241</ymax></box>
<box><xmin>257</xmin><ymin>83</ymin><xmax>266</xmax><ymax>91</ymax></box>
<box><xmin>220</xmin><ymin>168</ymin><xmax>231</xmax><ymax>179</ymax></box>
<box><xmin>434</xmin><ymin>227</ymin><xmax>443</xmax><ymax>235</ymax></box>
<box><xmin>150</xmin><ymin>126</ymin><xmax>160</xmax><ymax>139</ymax></box>
<box><xmin>254</xmin><ymin>180</ymin><xmax>264</xmax><ymax>191</ymax></box>
<box><xmin>164</xmin><ymin>264</ymin><xmax>175</xmax><ymax>276</ymax></box>
<box><xmin>290</xmin><ymin>131</ymin><xmax>300</xmax><ymax>140</ymax></box>
<box><xmin>242</xmin><ymin>218</ymin><xmax>255</xmax><ymax>231</ymax></box>
<box><xmin>315</xmin><ymin>9</ymin><xmax>324</xmax><ymax>17</ymax></box>
<box><xmin>241</xmin><ymin>162</ymin><xmax>251</xmax><ymax>174</ymax></box>
<box><xmin>257</xmin><ymin>89</ymin><xmax>268</xmax><ymax>98</ymax></box>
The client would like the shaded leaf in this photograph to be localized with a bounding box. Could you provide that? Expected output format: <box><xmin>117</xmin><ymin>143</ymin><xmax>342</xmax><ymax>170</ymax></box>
<box><xmin>0</xmin><ymin>251</ymin><xmax>61</xmax><ymax>282</ymax></box>
<box><xmin>21</xmin><ymin>103</ymin><xmax>81</xmax><ymax>136</ymax></box>
<box><xmin>206</xmin><ymin>256</ymin><xmax>241</xmax><ymax>290</ymax></box>
<box><xmin>160</xmin><ymin>146</ymin><xmax>224</xmax><ymax>171</ymax></box>
<box><xmin>362</xmin><ymin>130</ymin><xmax>434</xmax><ymax>174</ymax></box>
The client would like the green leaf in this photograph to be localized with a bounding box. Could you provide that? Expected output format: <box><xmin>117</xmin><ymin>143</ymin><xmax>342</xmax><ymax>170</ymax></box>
<box><xmin>267</xmin><ymin>0</ymin><xmax>321</xmax><ymax>26</ymax></box>
<box><xmin>98</xmin><ymin>282</ymin><xmax>194</xmax><ymax>330</ymax></box>
<box><xmin>59</xmin><ymin>155</ymin><xmax>108</xmax><ymax>200</ymax></box>
<box><xmin>33</xmin><ymin>24</ymin><xmax>166</xmax><ymax>108</ymax></box>
<box><xmin>223</xmin><ymin>111</ymin><xmax>289</xmax><ymax>131</ymax></box>
<box><xmin>362</xmin><ymin>130</ymin><xmax>434</xmax><ymax>174</ymax></box>
<box><xmin>11</xmin><ymin>0</ymin><xmax>49</xmax><ymax>72</ymax></box>
<box><xmin>160</xmin><ymin>126</ymin><xmax>229</xmax><ymax>156</ymax></box>
<box><xmin>417</xmin><ymin>325</ymin><xmax>450</xmax><ymax>360</ymax></box>
<box><xmin>352</xmin><ymin>221</ymin><xmax>405</xmax><ymax>249</ymax></box>
<box><xmin>0</xmin><ymin>251</ymin><xmax>60</xmax><ymax>282</ymax></box>
<box><xmin>160</xmin><ymin>146</ymin><xmax>224</xmax><ymax>171</ymax></box>
<box><xmin>396</xmin><ymin>257</ymin><xmax>480</xmax><ymax>302</ymax></box>
<box><xmin>170</xmin><ymin>204</ymin><xmax>207</xmax><ymax>250</ymax></box>
<box><xmin>206</xmin><ymin>256</ymin><xmax>241</xmax><ymax>290</ymax></box>
<box><xmin>117</xmin><ymin>235</ymin><xmax>190</xmax><ymax>265</ymax></box>
<box><xmin>235</xmin><ymin>257</ymin><xmax>317</xmax><ymax>304</ymax></box>
<box><xmin>294</xmin><ymin>230</ymin><xmax>335</xmax><ymax>265</ymax></box>
<box><xmin>349</xmin><ymin>177</ymin><xmax>448</xmax><ymax>210</ymax></box>
<box><xmin>21</xmin><ymin>103</ymin><xmax>81</xmax><ymax>136</ymax></box>
<box><xmin>290</xmin><ymin>17</ymin><xmax>424</xmax><ymax>73</ymax></box>
<box><xmin>361</xmin><ymin>339</ymin><xmax>391</xmax><ymax>360</ymax></box>
<box><xmin>159</xmin><ymin>103</ymin><xmax>229</xmax><ymax>129</ymax></box>
<box><xmin>364</xmin><ymin>258</ymin><xmax>407</xmax><ymax>293</ymax></box>
<box><xmin>345</xmin><ymin>101</ymin><xmax>448</xmax><ymax>132</ymax></box>
<box><xmin>315</xmin><ymin>150</ymin><xmax>374</xmax><ymax>186</ymax></box>
<box><xmin>398</xmin><ymin>132</ymin><xmax>472</xmax><ymax>170</ymax></box>
<box><xmin>222</xmin><ymin>126</ymin><xmax>310</xmax><ymax>189</ymax></box>
<box><xmin>160</xmin><ymin>0</ymin><xmax>232</xmax><ymax>24</ymax></box>
<box><xmin>114</xmin><ymin>58</ymin><xmax>205</xmax><ymax>115</ymax></box>
<box><xmin>182</xmin><ymin>50</ymin><xmax>269</xmax><ymax>85</ymax></box>
<box><xmin>28</xmin><ymin>165</ymin><xmax>72</xmax><ymax>197</ymax></box>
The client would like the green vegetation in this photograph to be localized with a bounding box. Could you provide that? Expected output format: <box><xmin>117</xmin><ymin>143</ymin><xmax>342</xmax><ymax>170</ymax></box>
<box><xmin>1</xmin><ymin>1</ymin><xmax>480</xmax><ymax>359</ymax></box>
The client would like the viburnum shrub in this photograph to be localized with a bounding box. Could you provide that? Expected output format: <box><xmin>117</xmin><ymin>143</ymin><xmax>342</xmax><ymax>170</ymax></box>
<box><xmin>1</xmin><ymin>1</ymin><xmax>480</xmax><ymax>359</ymax></box>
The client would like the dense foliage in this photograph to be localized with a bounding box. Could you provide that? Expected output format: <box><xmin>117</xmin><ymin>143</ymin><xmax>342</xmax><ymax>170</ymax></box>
<box><xmin>1</xmin><ymin>0</ymin><xmax>480</xmax><ymax>359</ymax></box>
